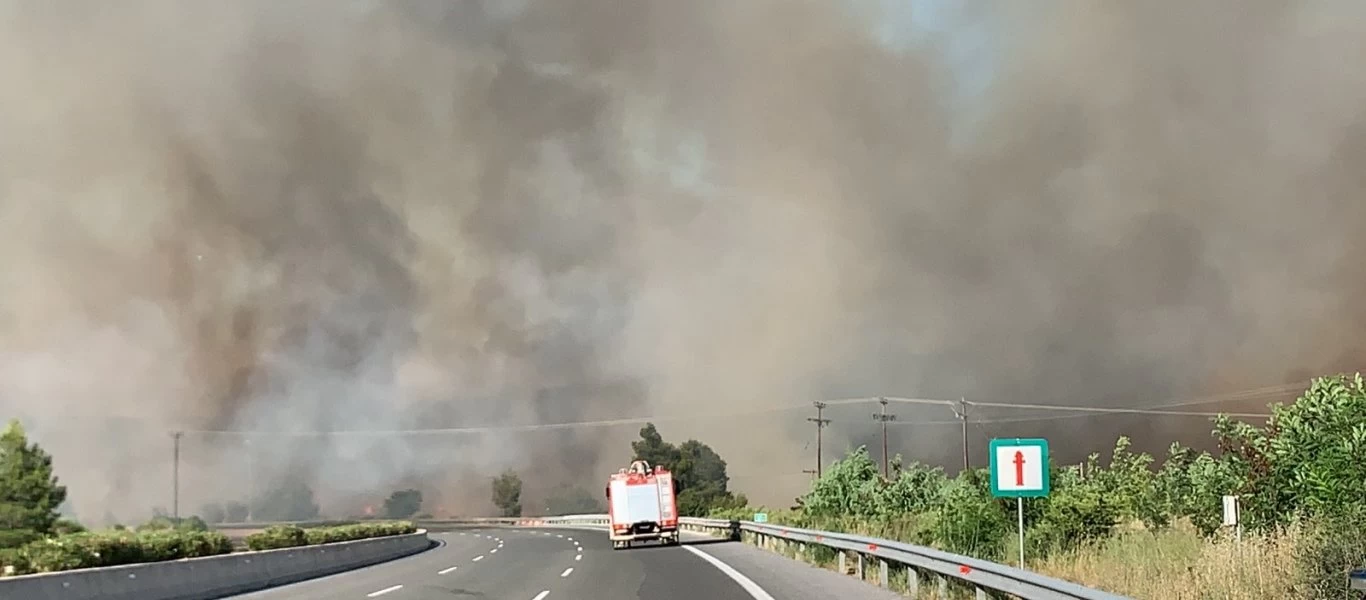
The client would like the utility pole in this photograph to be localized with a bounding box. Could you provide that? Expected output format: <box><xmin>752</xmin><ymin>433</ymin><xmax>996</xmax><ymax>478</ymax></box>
<box><xmin>171</xmin><ymin>431</ymin><xmax>183</xmax><ymax>521</ymax></box>
<box><xmin>807</xmin><ymin>401</ymin><xmax>831</xmax><ymax>477</ymax></box>
<box><xmin>872</xmin><ymin>397</ymin><xmax>897</xmax><ymax>479</ymax></box>
<box><xmin>953</xmin><ymin>398</ymin><xmax>970</xmax><ymax>474</ymax></box>
<box><xmin>245</xmin><ymin>437</ymin><xmax>255</xmax><ymax>523</ymax></box>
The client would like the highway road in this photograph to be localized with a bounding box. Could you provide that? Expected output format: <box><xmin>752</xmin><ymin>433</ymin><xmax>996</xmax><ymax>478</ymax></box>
<box><xmin>225</xmin><ymin>526</ymin><xmax>904</xmax><ymax>600</ymax></box>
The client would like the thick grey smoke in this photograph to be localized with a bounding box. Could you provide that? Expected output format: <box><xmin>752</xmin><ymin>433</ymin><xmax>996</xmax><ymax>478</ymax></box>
<box><xmin>1</xmin><ymin>1</ymin><xmax>1364</xmax><ymax>519</ymax></box>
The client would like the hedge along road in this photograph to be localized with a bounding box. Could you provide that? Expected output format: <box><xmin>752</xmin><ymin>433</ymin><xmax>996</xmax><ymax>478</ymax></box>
<box><xmin>225</xmin><ymin>526</ymin><xmax>904</xmax><ymax>600</ymax></box>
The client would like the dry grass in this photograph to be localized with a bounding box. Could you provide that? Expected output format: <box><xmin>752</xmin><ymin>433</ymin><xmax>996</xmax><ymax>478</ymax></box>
<box><xmin>1034</xmin><ymin>520</ymin><xmax>1302</xmax><ymax>600</ymax></box>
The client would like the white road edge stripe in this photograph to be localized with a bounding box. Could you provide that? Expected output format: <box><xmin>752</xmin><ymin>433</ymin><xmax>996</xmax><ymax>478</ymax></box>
<box><xmin>560</xmin><ymin>568</ymin><xmax>573</xmax><ymax>577</ymax></box>
<box><xmin>682</xmin><ymin>546</ymin><xmax>776</xmax><ymax>600</ymax></box>
<box><xmin>367</xmin><ymin>584</ymin><xmax>403</xmax><ymax>597</ymax></box>
<box><xmin>532</xmin><ymin>591</ymin><xmax>550</xmax><ymax>600</ymax></box>
<box><xmin>438</xmin><ymin>566</ymin><xmax>458</xmax><ymax>575</ymax></box>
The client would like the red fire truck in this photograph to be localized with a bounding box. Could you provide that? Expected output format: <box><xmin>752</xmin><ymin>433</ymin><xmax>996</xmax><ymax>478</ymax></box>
<box><xmin>605</xmin><ymin>460</ymin><xmax>679</xmax><ymax>549</ymax></box>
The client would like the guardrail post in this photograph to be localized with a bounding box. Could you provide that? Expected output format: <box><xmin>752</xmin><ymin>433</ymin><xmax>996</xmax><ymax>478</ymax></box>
<box><xmin>878</xmin><ymin>560</ymin><xmax>888</xmax><ymax>587</ymax></box>
<box><xmin>838</xmin><ymin>552</ymin><xmax>846</xmax><ymax>574</ymax></box>
<box><xmin>937</xmin><ymin>576</ymin><xmax>949</xmax><ymax>599</ymax></box>
<box><xmin>856</xmin><ymin>553</ymin><xmax>864</xmax><ymax>580</ymax></box>
<box><xmin>908</xmin><ymin>568</ymin><xmax>919</xmax><ymax>596</ymax></box>
<box><xmin>975</xmin><ymin>586</ymin><xmax>988</xmax><ymax>600</ymax></box>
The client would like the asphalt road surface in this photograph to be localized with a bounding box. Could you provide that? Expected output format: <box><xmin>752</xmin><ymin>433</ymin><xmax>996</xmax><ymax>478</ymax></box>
<box><xmin>225</xmin><ymin>526</ymin><xmax>904</xmax><ymax>600</ymax></box>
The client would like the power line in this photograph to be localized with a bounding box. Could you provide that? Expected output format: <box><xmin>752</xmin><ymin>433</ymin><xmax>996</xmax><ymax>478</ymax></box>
<box><xmin>965</xmin><ymin>400</ymin><xmax>1271</xmax><ymax>419</ymax></box>
<box><xmin>164</xmin><ymin>382</ymin><xmax>1295</xmax><ymax>437</ymax></box>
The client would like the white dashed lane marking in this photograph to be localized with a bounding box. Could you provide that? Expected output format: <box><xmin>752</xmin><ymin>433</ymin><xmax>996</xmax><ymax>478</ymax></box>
<box><xmin>438</xmin><ymin>566</ymin><xmax>458</xmax><ymax>575</ymax></box>
<box><xmin>367</xmin><ymin>585</ymin><xmax>403</xmax><ymax>598</ymax></box>
<box><xmin>560</xmin><ymin>568</ymin><xmax>573</xmax><ymax>577</ymax></box>
<box><xmin>472</xmin><ymin>555</ymin><xmax>484</xmax><ymax>562</ymax></box>
<box><xmin>532</xmin><ymin>591</ymin><xmax>550</xmax><ymax>600</ymax></box>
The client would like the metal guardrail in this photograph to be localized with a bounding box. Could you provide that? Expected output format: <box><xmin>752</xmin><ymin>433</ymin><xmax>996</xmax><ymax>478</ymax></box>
<box><xmin>677</xmin><ymin>517</ymin><xmax>1129</xmax><ymax>600</ymax></box>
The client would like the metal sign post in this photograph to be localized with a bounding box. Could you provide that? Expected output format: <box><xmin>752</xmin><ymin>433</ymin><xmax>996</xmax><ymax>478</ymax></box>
<box><xmin>989</xmin><ymin>438</ymin><xmax>1051</xmax><ymax>569</ymax></box>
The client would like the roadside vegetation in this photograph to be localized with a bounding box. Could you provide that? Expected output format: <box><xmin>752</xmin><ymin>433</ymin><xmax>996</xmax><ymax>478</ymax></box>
<box><xmin>708</xmin><ymin>374</ymin><xmax>1366</xmax><ymax>599</ymax></box>
<box><xmin>245</xmin><ymin>521</ymin><xmax>416</xmax><ymax>550</ymax></box>
<box><xmin>0</xmin><ymin>419</ymin><xmax>419</xmax><ymax>577</ymax></box>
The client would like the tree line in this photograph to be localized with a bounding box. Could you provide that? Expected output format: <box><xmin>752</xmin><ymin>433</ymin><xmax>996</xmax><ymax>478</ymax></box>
<box><xmin>490</xmin><ymin>422</ymin><xmax>747</xmax><ymax>518</ymax></box>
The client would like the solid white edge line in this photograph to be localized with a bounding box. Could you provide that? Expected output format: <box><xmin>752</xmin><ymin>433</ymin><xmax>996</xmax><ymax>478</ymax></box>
<box><xmin>682</xmin><ymin>546</ymin><xmax>777</xmax><ymax>600</ymax></box>
<box><xmin>560</xmin><ymin>567</ymin><xmax>573</xmax><ymax>577</ymax></box>
<box><xmin>438</xmin><ymin>566</ymin><xmax>458</xmax><ymax>575</ymax></box>
<box><xmin>532</xmin><ymin>591</ymin><xmax>551</xmax><ymax>600</ymax></box>
<box><xmin>366</xmin><ymin>584</ymin><xmax>403</xmax><ymax>597</ymax></box>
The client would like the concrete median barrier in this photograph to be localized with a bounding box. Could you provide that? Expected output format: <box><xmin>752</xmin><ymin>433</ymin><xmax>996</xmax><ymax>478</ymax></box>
<box><xmin>0</xmin><ymin>530</ymin><xmax>432</xmax><ymax>600</ymax></box>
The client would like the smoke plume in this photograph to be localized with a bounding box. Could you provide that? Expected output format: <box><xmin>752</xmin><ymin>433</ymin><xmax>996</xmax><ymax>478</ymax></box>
<box><xmin>1</xmin><ymin>1</ymin><xmax>1364</xmax><ymax>519</ymax></box>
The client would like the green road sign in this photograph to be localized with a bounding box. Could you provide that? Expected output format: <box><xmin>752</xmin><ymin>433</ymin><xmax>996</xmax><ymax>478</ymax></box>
<box><xmin>753</xmin><ymin>513</ymin><xmax>768</xmax><ymax>523</ymax></box>
<box><xmin>989</xmin><ymin>438</ymin><xmax>1051</xmax><ymax>498</ymax></box>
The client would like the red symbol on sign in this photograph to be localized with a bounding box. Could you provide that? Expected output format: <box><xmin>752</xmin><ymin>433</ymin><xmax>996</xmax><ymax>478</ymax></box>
<box><xmin>1013</xmin><ymin>450</ymin><xmax>1026</xmax><ymax>486</ymax></box>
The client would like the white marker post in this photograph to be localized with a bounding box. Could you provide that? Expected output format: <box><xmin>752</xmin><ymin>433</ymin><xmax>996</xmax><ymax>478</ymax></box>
<box><xmin>989</xmin><ymin>438</ymin><xmax>1051</xmax><ymax>569</ymax></box>
<box><xmin>1222</xmin><ymin>495</ymin><xmax>1241</xmax><ymax>543</ymax></box>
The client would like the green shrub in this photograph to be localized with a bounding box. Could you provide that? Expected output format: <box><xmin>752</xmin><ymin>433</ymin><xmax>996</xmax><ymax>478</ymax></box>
<box><xmin>0</xmin><ymin>529</ymin><xmax>232</xmax><ymax>576</ymax></box>
<box><xmin>303</xmin><ymin>521</ymin><xmax>416</xmax><ymax>545</ymax></box>
<box><xmin>245</xmin><ymin>521</ymin><xmax>415</xmax><ymax>551</ymax></box>
<box><xmin>51</xmin><ymin>519</ymin><xmax>86</xmax><ymax>536</ymax></box>
<box><xmin>245</xmin><ymin>525</ymin><xmax>308</xmax><ymax>551</ymax></box>
<box><xmin>0</xmin><ymin>529</ymin><xmax>40</xmax><ymax>549</ymax></box>
<box><xmin>1027</xmin><ymin>466</ymin><xmax>1121</xmax><ymax>555</ymax></box>
<box><xmin>137</xmin><ymin>515</ymin><xmax>208</xmax><ymax>533</ymax></box>
<box><xmin>933</xmin><ymin>471</ymin><xmax>1009</xmax><ymax>561</ymax></box>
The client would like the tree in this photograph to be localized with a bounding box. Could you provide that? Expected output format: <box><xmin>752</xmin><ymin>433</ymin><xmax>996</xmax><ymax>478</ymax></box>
<box><xmin>201</xmin><ymin>503</ymin><xmax>227</xmax><ymax>524</ymax></box>
<box><xmin>544</xmin><ymin>484</ymin><xmax>603</xmax><ymax>515</ymax></box>
<box><xmin>0</xmin><ymin>419</ymin><xmax>67</xmax><ymax>543</ymax></box>
<box><xmin>224</xmin><ymin>501</ymin><xmax>249</xmax><ymax>523</ymax></box>
<box><xmin>492</xmin><ymin>470</ymin><xmax>523</xmax><ymax>517</ymax></box>
<box><xmin>1214</xmin><ymin>373</ymin><xmax>1366</xmax><ymax>530</ymax></box>
<box><xmin>630</xmin><ymin>424</ymin><xmax>680</xmax><ymax>470</ymax></box>
<box><xmin>251</xmin><ymin>478</ymin><xmax>320</xmax><ymax>522</ymax></box>
<box><xmin>383</xmin><ymin>489</ymin><xmax>423</xmax><ymax>519</ymax></box>
<box><xmin>629</xmin><ymin>424</ymin><xmax>743</xmax><ymax>516</ymax></box>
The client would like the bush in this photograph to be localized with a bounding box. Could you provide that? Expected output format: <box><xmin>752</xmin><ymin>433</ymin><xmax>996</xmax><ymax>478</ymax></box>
<box><xmin>1293</xmin><ymin>515</ymin><xmax>1366</xmax><ymax>598</ymax></box>
<box><xmin>933</xmin><ymin>471</ymin><xmax>1009</xmax><ymax>561</ymax></box>
<box><xmin>1027</xmin><ymin>465</ymin><xmax>1121</xmax><ymax>555</ymax></box>
<box><xmin>0</xmin><ymin>529</ymin><xmax>40</xmax><ymax>549</ymax></box>
<box><xmin>246</xmin><ymin>521</ymin><xmax>415</xmax><ymax>551</ymax></box>
<box><xmin>137</xmin><ymin>515</ymin><xmax>208</xmax><ymax>533</ymax></box>
<box><xmin>0</xmin><ymin>528</ymin><xmax>232</xmax><ymax>576</ymax></box>
<box><xmin>303</xmin><ymin>521</ymin><xmax>416</xmax><ymax>545</ymax></box>
<box><xmin>51</xmin><ymin>519</ymin><xmax>86</xmax><ymax>536</ymax></box>
<box><xmin>244</xmin><ymin>525</ymin><xmax>308</xmax><ymax>551</ymax></box>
